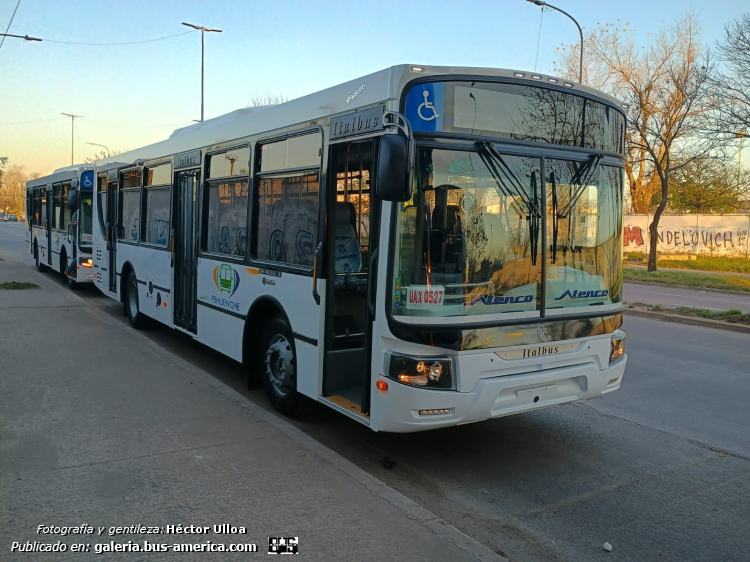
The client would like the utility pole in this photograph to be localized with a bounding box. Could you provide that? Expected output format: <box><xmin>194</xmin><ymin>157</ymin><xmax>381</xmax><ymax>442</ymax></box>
<box><xmin>526</xmin><ymin>0</ymin><xmax>584</xmax><ymax>84</ymax></box>
<box><xmin>62</xmin><ymin>113</ymin><xmax>83</xmax><ymax>165</ymax></box>
<box><xmin>182</xmin><ymin>23</ymin><xmax>222</xmax><ymax>122</ymax></box>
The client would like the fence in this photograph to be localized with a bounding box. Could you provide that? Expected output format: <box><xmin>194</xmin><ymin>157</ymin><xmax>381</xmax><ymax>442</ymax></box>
<box><xmin>623</xmin><ymin>215</ymin><xmax>750</xmax><ymax>257</ymax></box>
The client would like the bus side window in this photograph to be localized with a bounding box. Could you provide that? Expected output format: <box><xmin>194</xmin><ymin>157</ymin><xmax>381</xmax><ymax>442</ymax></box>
<box><xmin>254</xmin><ymin>133</ymin><xmax>322</xmax><ymax>267</ymax></box>
<box><xmin>203</xmin><ymin>145</ymin><xmax>250</xmax><ymax>257</ymax></box>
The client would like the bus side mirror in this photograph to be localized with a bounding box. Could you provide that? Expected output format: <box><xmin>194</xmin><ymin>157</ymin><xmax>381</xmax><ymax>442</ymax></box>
<box><xmin>67</xmin><ymin>189</ymin><xmax>78</xmax><ymax>210</ymax></box>
<box><xmin>376</xmin><ymin>134</ymin><xmax>413</xmax><ymax>202</ymax></box>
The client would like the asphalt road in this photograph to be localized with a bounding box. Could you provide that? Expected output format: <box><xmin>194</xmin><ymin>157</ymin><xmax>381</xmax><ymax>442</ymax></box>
<box><xmin>624</xmin><ymin>282</ymin><xmax>750</xmax><ymax>313</ymax></box>
<box><xmin>2</xmin><ymin>221</ymin><xmax>749</xmax><ymax>561</ymax></box>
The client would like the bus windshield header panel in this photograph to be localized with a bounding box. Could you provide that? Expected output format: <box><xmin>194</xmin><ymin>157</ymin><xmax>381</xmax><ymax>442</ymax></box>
<box><xmin>404</xmin><ymin>81</ymin><xmax>625</xmax><ymax>153</ymax></box>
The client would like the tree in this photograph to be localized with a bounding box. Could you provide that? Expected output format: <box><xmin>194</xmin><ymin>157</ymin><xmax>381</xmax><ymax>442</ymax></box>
<box><xmin>668</xmin><ymin>157</ymin><xmax>750</xmax><ymax>213</ymax></box>
<box><xmin>0</xmin><ymin>164</ymin><xmax>30</xmax><ymax>215</ymax></box>
<box><xmin>85</xmin><ymin>148</ymin><xmax>122</xmax><ymax>164</ymax></box>
<box><xmin>248</xmin><ymin>92</ymin><xmax>289</xmax><ymax>107</ymax></box>
<box><xmin>556</xmin><ymin>14</ymin><xmax>717</xmax><ymax>271</ymax></box>
<box><xmin>709</xmin><ymin>14</ymin><xmax>750</xmax><ymax>137</ymax></box>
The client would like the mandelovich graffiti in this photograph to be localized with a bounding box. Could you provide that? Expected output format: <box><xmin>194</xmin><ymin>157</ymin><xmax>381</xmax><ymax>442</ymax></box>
<box><xmin>623</xmin><ymin>215</ymin><xmax>750</xmax><ymax>257</ymax></box>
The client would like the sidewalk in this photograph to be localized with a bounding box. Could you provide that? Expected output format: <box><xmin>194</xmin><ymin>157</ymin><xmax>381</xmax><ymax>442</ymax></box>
<box><xmin>0</xmin><ymin>249</ymin><xmax>502</xmax><ymax>562</ymax></box>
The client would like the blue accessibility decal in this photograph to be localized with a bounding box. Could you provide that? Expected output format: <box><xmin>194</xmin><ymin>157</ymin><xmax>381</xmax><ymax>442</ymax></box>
<box><xmin>405</xmin><ymin>83</ymin><xmax>444</xmax><ymax>132</ymax></box>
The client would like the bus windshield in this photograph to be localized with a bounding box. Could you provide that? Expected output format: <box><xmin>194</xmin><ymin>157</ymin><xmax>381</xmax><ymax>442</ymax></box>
<box><xmin>78</xmin><ymin>191</ymin><xmax>93</xmax><ymax>246</ymax></box>
<box><xmin>391</xmin><ymin>147</ymin><xmax>622</xmax><ymax>320</ymax></box>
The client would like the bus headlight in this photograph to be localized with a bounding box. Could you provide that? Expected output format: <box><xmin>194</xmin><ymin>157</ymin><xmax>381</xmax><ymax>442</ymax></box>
<box><xmin>610</xmin><ymin>330</ymin><xmax>626</xmax><ymax>364</ymax></box>
<box><xmin>387</xmin><ymin>353</ymin><xmax>453</xmax><ymax>390</ymax></box>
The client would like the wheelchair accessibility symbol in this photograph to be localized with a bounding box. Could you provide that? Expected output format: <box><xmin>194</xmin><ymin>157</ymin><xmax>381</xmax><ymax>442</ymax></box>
<box><xmin>83</xmin><ymin>177</ymin><xmax>93</xmax><ymax>187</ymax></box>
<box><xmin>418</xmin><ymin>90</ymin><xmax>440</xmax><ymax>121</ymax></box>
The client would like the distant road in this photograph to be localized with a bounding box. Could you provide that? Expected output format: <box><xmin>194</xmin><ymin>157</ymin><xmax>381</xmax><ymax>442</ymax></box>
<box><xmin>624</xmin><ymin>282</ymin><xmax>750</xmax><ymax>313</ymax></box>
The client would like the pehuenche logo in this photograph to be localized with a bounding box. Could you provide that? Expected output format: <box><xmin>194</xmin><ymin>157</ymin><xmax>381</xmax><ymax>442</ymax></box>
<box><xmin>213</xmin><ymin>264</ymin><xmax>240</xmax><ymax>298</ymax></box>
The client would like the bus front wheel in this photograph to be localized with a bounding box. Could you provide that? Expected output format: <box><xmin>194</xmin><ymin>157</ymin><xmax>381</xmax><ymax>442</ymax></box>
<box><xmin>261</xmin><ymin>315</ymin><xmax>309</xmax><ymax>417</ymax></box>
<box><xmin>125</xmin><ymin>271</ymin><xmax>147</xmax><ymax>330</ymax></box>
<box><xmin>35</xmin><ymin>244</ymin><xmax>47</xmax><ymax>272</ymax></box>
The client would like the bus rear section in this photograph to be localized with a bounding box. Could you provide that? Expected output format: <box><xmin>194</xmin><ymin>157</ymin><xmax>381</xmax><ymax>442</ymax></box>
<box><xmin>25</xmin><ymin>166</ymin><xmax>96</xmax><ymax>289</ymax></box>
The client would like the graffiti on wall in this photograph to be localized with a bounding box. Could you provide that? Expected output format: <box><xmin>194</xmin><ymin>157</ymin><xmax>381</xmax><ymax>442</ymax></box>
<box><xmin>623</xmin><ymin>215</ymin><xmax>750</xmax><ymax>256</ymax></box>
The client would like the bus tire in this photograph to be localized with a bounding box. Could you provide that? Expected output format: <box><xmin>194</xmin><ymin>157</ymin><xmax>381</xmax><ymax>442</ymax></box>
<box><xmin>35</xmin><ymin>243</ymin><xmax>48</xmax><ymax>272</ymax></box>
<box><xmin>261</xmin><ymin>315</ymin><xmax>309</xmax><ymax>417</ymax></box>
<box><xmin>125</xmin><ymin>271</ymin><xmax>147</xmax><ymax>330</ymax></box>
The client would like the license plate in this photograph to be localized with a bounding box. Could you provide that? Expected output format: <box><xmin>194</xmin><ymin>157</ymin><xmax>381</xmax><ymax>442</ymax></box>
<box><xmin>496</xmin><ymin>342</ymin><xmax>578</xmax><ymax>360</ymax></box>
<box><xmin>406</xmin><ymin>285</ymin><xmax>445</xmax><ymax>309</ymax></box>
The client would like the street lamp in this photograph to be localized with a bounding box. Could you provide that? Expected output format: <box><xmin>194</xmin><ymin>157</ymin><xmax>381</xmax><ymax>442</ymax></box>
<box><xmin>61</xmin><ymin>113</ymin><xmax>83</xmax><ymax>165</ymax></box>
<box><xmin>0</xmin><ymin>33</ymin><xmax>42</xmax><ymax>41</ymax></box>
<box><xmin>182</xmin><ymin>22</ymin><xmax>222</xmax><ymax>122</ymax></box>
<box><xmin>526</xmin><ymin>0</ymin><xmax>584</xmax><ymax>84</ymax></box>
<box><xmin>87</xmin><ymin>142</ymin><xmax>111</xmax><ymax>158</ymax></box>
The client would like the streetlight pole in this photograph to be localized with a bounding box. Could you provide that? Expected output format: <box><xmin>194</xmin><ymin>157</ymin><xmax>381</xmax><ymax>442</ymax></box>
<box><xmin>87</xmin><ymin>142</ymin><xmax>111</xmax><ymax>158</ymax></box>
<box><xmin>182</xmin><ymin>22</ymin><xmax>222</xmax><ymax>122</ymax></box>
<box><xmin>526</xmin><ymin>0</ymin><xmax>584</xmax><ymax>84</ymax></box>
<box><xmin>61</xmin><ymin>113</ymin><xmax>83</xmax><ymax>165</ymax></box>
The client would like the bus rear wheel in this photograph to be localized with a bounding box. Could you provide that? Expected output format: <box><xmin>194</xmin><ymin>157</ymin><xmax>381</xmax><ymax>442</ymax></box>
<box><xmin>261</xmin><ymin>315</ymin><xmax>309</xmax><ymax>417</ymax></box>
<box><xmin>125</xmin><ymin>271</ymin><xmax>147</xmax><ymax>330</ymax></box>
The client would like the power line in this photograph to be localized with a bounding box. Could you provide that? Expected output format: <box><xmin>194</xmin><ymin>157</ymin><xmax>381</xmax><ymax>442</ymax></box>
<box><xmin>0</xmin><ymin>117</ymin><xmax>66</xmax><ymax>125</ymax></box>
<box><xmin>0</xmin><ymin>0</ymin><xmax>23</xmax><ymax>51</ymax></box>
<box><xmin>83</xmin><ymin>118</ymin><xmax>193</xmax><ymax>129</ymax></box>
<box><xmin>0</xmin><ymin>117</ymin><xmax>190</xmax><ymax>128</ymax></box>
<box><xmin>43</xmin><ymin>29</ymin><xmax>196</xmax><ymax>46</ymax></box>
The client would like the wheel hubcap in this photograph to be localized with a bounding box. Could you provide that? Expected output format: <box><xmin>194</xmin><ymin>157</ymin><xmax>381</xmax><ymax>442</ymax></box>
<box><xmin>265</xmin><ymin>335</ymin><xmax>294</xmax><ymax>397</ymax></box>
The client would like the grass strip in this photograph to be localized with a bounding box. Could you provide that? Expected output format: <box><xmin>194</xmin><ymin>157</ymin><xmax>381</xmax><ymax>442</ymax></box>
<box><xmin>623</xmin><ymin>268</ymin><xmax>750</xmax><ymax>292</ymax></box>
<box><xmin>627</xmin><ymin>301</ymin><xmax>750</xmax><ymax>325</ymax></box>
<box><xmin>624</xmin><ymin>253</ymin><xmax>750</xmax><ymax>274</ymax></box>
<box><xmin>0</xmin><ymin>281</ymin><xmax>39</xmax><ymax>290</ymax></box>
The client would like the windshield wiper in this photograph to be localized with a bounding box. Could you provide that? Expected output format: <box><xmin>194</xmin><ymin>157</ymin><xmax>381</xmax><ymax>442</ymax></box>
<box><xmin>550</xmin><ymin>154</ymin><xmax>602</xmax><ymax>264</ymax></box>
<box><xmin>476</xmin><ymin>141</ymin><xmax>541</xmax><ymax>265</ymax></box>
<box><xmin>477</xmin><ymin>141</ymin><xmax>542</xmax><ymax>219</ymax></box>
<box><xmin>557</xmin><ymin>154</ymin><xmax>603</xmax><ymax>219</ymax></box>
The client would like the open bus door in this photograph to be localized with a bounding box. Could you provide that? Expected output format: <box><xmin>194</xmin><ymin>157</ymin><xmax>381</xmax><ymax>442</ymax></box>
<box><xmin>321</xmin><ymin>139</ymin><xmax>379</xmax><ymax>420</ymax></box>
<box><xmin>106</xmin><ymin>172</ymin><xmax>118</xmax><ymax>293</ymax></box>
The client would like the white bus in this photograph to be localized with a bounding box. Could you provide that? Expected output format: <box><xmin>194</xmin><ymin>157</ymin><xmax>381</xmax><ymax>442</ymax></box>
<box><xmin>26</xmin><ymin>164</ymin><xmax>96</xmax><ymax>288</ymax></box>
<box><xmin>91</xmin><ymin>65</ymin><xmax>627</xmax><ymax>432</ymax></box>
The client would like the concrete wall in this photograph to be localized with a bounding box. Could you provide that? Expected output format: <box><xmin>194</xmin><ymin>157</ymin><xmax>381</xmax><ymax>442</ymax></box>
<box><xmin>623</xmin><ymin>215</ymin><xmax>750</xmax><ymax>257</ymax></box>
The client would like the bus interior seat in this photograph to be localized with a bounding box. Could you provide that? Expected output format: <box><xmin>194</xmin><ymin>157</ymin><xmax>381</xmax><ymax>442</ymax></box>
<box><xmin>334</xmin><ymin>201</ymin><xmax>362</xmax><ymax>274</ymax></box>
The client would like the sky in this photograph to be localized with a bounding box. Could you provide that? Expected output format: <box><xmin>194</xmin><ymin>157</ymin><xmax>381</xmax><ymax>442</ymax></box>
<box><xmin>1</xmin><ymin>0</ymin><xmax>748</xmax><ymax>176</ymax></box>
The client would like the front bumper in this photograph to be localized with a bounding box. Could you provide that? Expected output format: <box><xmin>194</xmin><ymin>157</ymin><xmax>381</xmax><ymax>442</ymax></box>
<box><xmin>373</xmin><ymin>355</ymin><xmax>627</xmax><ymax>432</ymax></box>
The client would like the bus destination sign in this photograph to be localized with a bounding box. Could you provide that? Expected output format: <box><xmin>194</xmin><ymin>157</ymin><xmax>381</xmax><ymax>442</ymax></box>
<box><xmin>330</xmin><ymin>105</ymin><xmax>384</xmax><ymax>140</ymax></box>
<box><xmin>175</xmin><ymin>150</ymin><xmax>202</xmax><ymax>170</ymax></box>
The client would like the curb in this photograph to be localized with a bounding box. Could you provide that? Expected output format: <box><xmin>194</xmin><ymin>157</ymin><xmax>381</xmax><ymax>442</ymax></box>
<box><xmin>623</xmin><ymin>307</ymin><xmax>750</xmax><ymax>335</ymax></box>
